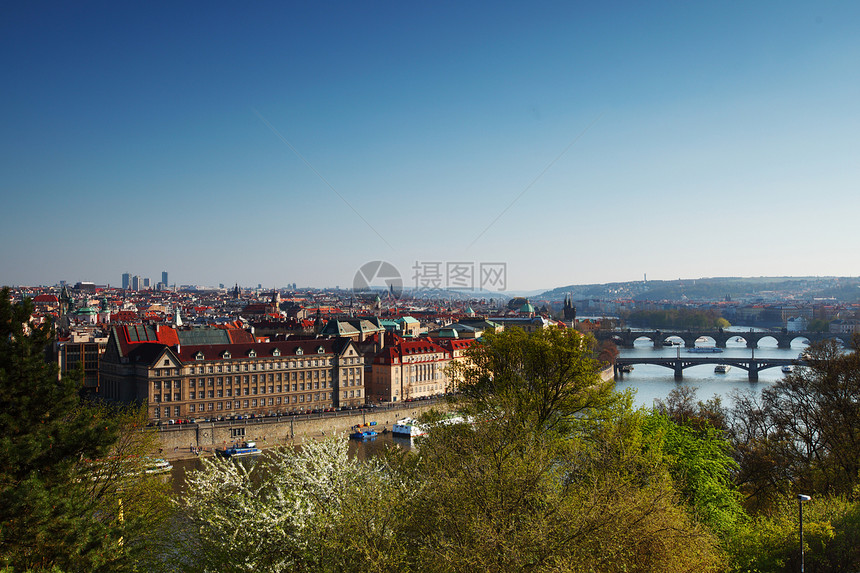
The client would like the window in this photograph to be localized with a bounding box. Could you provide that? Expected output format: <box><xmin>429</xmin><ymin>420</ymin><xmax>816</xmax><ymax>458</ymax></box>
<box><xmin>174</xmin><ymin>392</ymin><xmax>180</xmax><ymax>401</ymax></box>
<box><xmin>207</xmin><ymin>366</ymin><xmax>213</xmax><ymax>373</ymax></box>
<box><xmin>296</xmin><ymin>348</ymin><xmax>303</xmax><ymax>356</ymax></box>
<box><xmin>189</xmin><ymin>404</ymin><xmax>195</xmax><ymax>413</ymax></box>
<box><xmin>163</xmin><ymin>359</ymin><xmax>170</xmax><ymax>366</ymax></box>
<box><xmin>207</xmin><ymin>403</ymin><xmax>213</xmax><ymax>411</ymax></box>
<box><xmin>252</xmin><ymin>399</ymin><xmax>257</xmax><ymax>407</ymax></box>
<box><xmin>217</xmin><ymin>402</ymin><xmax>223</xmax><ymax>410</ymax></box>
<box><xmin>174</xmin><ymin>406</ymin><xmax>180</xmax><ymax>417</ymax></box>
<box><xmin>243</xmin><ymin>400</ymin><xmax>249</xmax><ymax>408</ymax></box>
<box><xmin>154</xmin><ymin>407</ymin><xmax>160</xmax><ymax>418</ymax></box>
<box><xmin>232</xmin><ymin>428</ymin><xmax>245</xmax><ymax>438</ymax></box>
<box><xmin>273</xmin><ymin>349</ymin><xmax>281</xmax><ymax>357</ymax></box>
<box><xmin>208</xmin><ymin>390</ymin><xmax>214</xmax><ymax>398</ymax></box>
<box><xmin>248</xmin><ymin>350</ymin><xmax>257</xmax><ymax>358</ymax></box>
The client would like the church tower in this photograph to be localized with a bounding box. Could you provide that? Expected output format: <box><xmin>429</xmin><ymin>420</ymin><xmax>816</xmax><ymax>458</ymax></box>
<box><xmin>563</xmin><ymin>294</ymin><xmax>577</xmax><ymax>321</ymax></box>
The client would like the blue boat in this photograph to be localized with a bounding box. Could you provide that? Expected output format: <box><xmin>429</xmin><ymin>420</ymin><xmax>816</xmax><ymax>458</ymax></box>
<box><xmin>349</xmin><ymin>429</ymin><xmax>378</xmax><ymax>440</ymax></box>
<box><xmin>216</xmin><ymin>441</ymin><xmax>262</xmax><ymax>458</ymax></box>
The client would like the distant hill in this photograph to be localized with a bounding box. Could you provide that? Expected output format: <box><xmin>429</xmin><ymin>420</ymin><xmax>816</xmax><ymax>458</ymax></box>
<box><xmin>537</xmin><ymin>276</ymin><xmax>860</xmax><ymax>303</ymax></box>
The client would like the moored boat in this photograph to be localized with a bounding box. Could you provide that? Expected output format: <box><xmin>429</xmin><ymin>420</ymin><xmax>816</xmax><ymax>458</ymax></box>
<box><xmin>782</xmin><ymin>365</ymin><xmax>793</xmax><ymax>374</ymax></box>
<box><xmin>392</xmin><ymin>417</ymin><xmax>428</xmax><ymax>438</ymax></box>
<box><xmin>714</xmin><ymin>364</ymin><xmax>731</xmax><ymax>374</ymax></box>
<box><xmin>349</xmin><ymin>429</ymin><xmax>378</xmax><ymax>440</ymax></box>
<box><xmin>144</xmin><ymin>458</ymin><xmax>173</xmax><ymax>474</ymax></box>
<box><xmin>688</xmin><ymin>347</ymin><xmax>723</xmax><ymax>353</ymax></box>
<box><xmin>216</xmin><ymin>441</ymin><xmax>261</xmax><ymax>458</ymax></box>
<box><xmin>620</xmin><ymin>364</ymin><xmax>634</xmax><ymax>373</ymax></box>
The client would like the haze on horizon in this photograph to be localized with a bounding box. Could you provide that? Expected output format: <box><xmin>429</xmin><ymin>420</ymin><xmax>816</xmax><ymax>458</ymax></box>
<box><xmin>2</xmin><ymin>2</ymin><xmax>859</xmax><ymax>291</ymax></box>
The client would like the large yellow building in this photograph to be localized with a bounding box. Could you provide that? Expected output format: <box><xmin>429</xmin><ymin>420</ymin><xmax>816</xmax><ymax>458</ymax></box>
<box><xmin>99</xmin><ymin>325</ymin><xmax>365</xmax><ymax>422</ymax></box>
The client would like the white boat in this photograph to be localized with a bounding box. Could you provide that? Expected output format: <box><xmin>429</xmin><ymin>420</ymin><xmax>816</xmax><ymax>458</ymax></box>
<box><xmin>782</xmin><ymin>365</ymin><xmax>793</xmax><ymax>374</ymax></box>
<box><xmin>216</xmin><ymin>441</ymin><xmax>262</xmax><ymax>458</ymax></box>
<box><xmin>144</xmin><ymin>458</ymin><xmax>173</xmax><ymax>474</ymax></box>
<box><xmin>714</xmin><ymin>364</ymin><xmax>731</xmax><ymax>374</ymax></box>
<box><xmin>620</xmin><ymin>364</ymin><xmax>634</xmax><ymax>373</ymax></box>
<box><xmin>392</xmin><ymin>418</ymin><xmax>427</xmax><ymax>438</ymax></box>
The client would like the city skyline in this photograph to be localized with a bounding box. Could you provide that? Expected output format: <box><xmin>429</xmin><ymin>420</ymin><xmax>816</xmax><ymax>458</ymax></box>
<box><xmin>3</xmin><ymin>2</ymin><xmax>860</xmax><ymax>290</ymax></box>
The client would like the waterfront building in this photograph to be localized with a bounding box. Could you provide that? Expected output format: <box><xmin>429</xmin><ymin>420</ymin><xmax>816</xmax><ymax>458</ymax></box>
<box><xmin>367</xmin><ymin>333</ymin><xmax>461</xmax><ymax>403</ymax></box>
<box><xmin>99</xmin><ymin>325</ymin><xmax>365</xmax><ymax>422</ymax></box>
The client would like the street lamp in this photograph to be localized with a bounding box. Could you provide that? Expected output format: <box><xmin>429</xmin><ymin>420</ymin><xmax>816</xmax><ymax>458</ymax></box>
<box><xmin>798</xmin><ymin>494</ymin><xmax>811</xmax><ymax>572</ymax></box>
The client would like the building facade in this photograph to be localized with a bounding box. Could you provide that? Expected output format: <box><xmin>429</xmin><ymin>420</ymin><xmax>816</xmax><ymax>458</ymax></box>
<box><xmin>99</xmin><ymin>326</ymin><xmax>365</xmax><ymax>421</ymax></box>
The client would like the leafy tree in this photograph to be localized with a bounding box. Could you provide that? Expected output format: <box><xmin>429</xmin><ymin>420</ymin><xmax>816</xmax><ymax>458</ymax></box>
<box><xmin>402</xmin><ymin>394</ymin><xmax>725</xmax><ymax>572</ymax></box>
<box><xmin>728</xmin><ymin>338</ymin><xmax>860</xmax><ymax>510</ymax></box>
<box><xmin>726</xmin><ymin>493</ymin><xmax>860</xmax><ymax>573</ymax></box>
<box><xmin>642</xmin><ymin>413</ymin><xmax>744</xmax><ymax>535</ymax></box>
<box><xmin>0</xmin><ymin>288</ymin><xmax>170</xmax><ymax>571</ymax></box>
<box><xmin>176</xmin><ymin>437</ymin><xmax>412</xmax><ymax>573</ymax></box>
<box><xmin>448</xmin><ymin>327</ymin><xmax>616</xmax><ymax>436</ymax></box>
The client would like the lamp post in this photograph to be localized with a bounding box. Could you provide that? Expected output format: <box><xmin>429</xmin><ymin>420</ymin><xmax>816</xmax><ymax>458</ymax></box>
<box><xmin>798</xmin><ymin>494</ymin><xmax>811</xmax><ymax>572</ymax></box>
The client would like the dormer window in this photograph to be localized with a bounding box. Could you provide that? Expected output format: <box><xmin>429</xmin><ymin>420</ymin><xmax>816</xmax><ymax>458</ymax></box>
<box><xmin>317</xmin><ymin>346</ymin><xmax>324</xmax><ymax>354</ymax></box>
<box><xmin>248</xmin><ymin>350</ymin><xmax>257</xmax><ymax>358</ymax></box>
<box><xmin>272</xmin><ymin>349</ymin><xmax>281</xmax><ymax>357</ymax></box>
<box><xmin>296</xmin><ymin>348</ymin><xmax>303</xmax><ymax>355</ymax></box>
<box><xmin>222</xmin><ymin>351</ymin><xmax>231</xmax><ymax>359</ymax></box>
<box><xmin>195</xmin><ymin>352</ymin><xmax>205</xmax><ymax>361</ymax></box>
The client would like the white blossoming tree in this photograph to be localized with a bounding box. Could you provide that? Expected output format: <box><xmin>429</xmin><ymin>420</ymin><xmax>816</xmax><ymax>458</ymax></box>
<box><xmin>175</xmin><ymin>437</ymin><xmax>412</xmax><ymax>572</ymax></box>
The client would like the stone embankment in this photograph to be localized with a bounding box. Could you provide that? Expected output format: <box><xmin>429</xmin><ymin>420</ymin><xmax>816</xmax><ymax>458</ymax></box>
<box><xmin>157</xmin><ymin>366</ymin><xmax>614</xmax><ymax>461</ymax></box>
<box><xmin>154</xmin><ymin>400</ymin><xmax>445</xmax><ymax>460</ymax></box>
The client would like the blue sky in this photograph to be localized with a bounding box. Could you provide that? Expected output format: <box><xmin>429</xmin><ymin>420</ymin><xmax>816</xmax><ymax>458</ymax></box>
<box><xmin>2</xmin><ymin>1</ymin><xmax>859</xmax><ymax>291</ymax></box>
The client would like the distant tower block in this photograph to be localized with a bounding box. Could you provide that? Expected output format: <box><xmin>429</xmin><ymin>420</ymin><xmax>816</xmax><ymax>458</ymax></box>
<box><xmin>162</xmin><ymin>271</ymin><xmax>168</xmax><ymax>286</ymax></box>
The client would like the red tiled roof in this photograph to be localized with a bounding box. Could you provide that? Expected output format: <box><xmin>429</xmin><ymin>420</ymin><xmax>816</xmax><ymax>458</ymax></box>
<box><xmin>34</xmin><ymin>294</ymin><xmax>59</xmax><ymax>303</ymax></box>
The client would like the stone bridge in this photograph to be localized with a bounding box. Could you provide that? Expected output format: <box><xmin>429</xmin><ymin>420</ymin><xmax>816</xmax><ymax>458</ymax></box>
<box><xmin>614</xmin><ymin>356</ymin><xmax>801</xmax><ymax>382</ymax></box>
<box><xmin>594</xmin><ymin>329</ymin><xmax>849</xmax><ymax>350</ymax></box>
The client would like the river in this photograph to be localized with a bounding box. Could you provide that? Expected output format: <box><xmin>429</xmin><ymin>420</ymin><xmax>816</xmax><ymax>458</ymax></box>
<box><xmin>613</xmin><ymin>327</ymin><xmax>810</xmax><ymax>409</ymax></box>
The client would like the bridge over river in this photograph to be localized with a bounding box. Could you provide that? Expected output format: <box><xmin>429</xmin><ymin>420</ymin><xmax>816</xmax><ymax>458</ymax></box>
<box><xmin>614</xmin><ymin>356</ymin><xmax>802</xmax><ymax>382</ymax></box>
<box><xmin>594</xmin><ymin>329</ymin><xmax>848</xmax><ymax>349</ymax></box>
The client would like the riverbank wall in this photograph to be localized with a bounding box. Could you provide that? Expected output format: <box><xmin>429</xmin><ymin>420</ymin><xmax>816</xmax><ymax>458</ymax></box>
<box><xmin>154</xmin><ymin>400</ymin><xmax>444</xmax><ymax>460</ymax></box>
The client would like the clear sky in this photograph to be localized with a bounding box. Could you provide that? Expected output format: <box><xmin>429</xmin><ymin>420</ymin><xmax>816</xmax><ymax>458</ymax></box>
<box><xmin>2</xmin><ymin>1</ymin><xmax>859</xmax><ymax>292</ymax></box>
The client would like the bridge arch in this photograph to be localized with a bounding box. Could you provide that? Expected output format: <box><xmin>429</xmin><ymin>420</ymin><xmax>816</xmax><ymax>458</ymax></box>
<box><xmin>633</xmin><ymin>335</ymin><xmax>657</xmax><ymax>347</ymax></box>
<box><xmin>753</xmin><ymin>335</ymin><xmax>779</xmax><ymax>349</ymax></box>
<box><xmin>694</xmin><ymin>335</ymin><xmax>717</xmax><ymax>347</ymax></box>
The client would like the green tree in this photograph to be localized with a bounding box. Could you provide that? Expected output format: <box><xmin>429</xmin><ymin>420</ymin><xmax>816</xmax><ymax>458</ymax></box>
<box><xmin>728</xmin><ymin>338</ymin><xmax>860</xmax><ymax>510</ymax></box>
<box><xmin>0</xmin><ymin>288</ymin><xmax>170</xmax><ymax>571</ymax></box>
<box><xmin>448</xmin><ymin>327</ymin><xmax>616</xmax><ymax>436</ymax></box>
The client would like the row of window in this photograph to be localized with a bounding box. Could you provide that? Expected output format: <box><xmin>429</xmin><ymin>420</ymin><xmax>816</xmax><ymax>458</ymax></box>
<box><xmin>152</xmin><ymin>392</ymin><xmax>343</xmax><ymax>417</ymax></box>
<box><xmin>154</xmin><ymin>381</ymin><xmax>334</xmax><ymax>401</ymax></box>
<box><xmin>157</xmin><ymin>357</ymin><xmax>362</xmax><ymax>376</ymax></box>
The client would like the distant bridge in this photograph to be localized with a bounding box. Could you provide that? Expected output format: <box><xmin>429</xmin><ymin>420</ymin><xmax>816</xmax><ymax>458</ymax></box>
<box><xmin>614</xmin><ymin>356</ymin><xmax>802</xmax><ymax>382</ymax></box>
<box><xmin>593</xmin><ymin>329</ymin><xmax>849</xmax><ymax>350</ymax></box>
